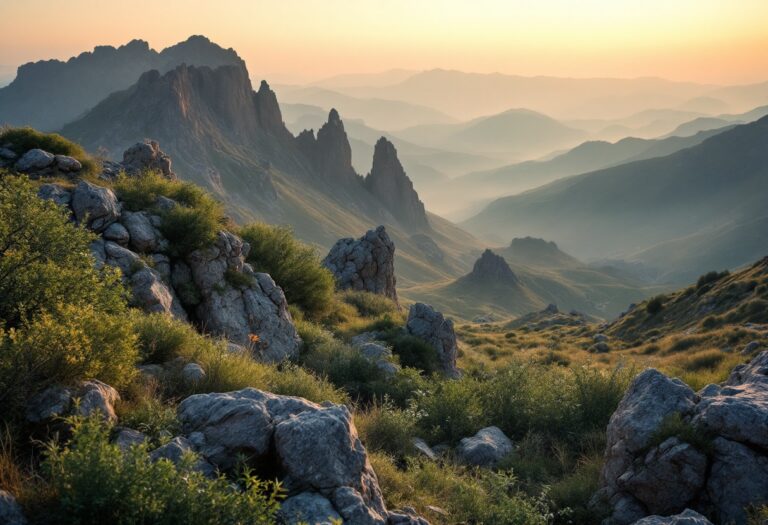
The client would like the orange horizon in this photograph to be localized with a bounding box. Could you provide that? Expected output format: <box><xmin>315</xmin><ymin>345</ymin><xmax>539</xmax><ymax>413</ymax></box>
<box><xmin>1</xmin><ymin>0</ymin><xmax>767</xmax><ymax>86</ymax></box>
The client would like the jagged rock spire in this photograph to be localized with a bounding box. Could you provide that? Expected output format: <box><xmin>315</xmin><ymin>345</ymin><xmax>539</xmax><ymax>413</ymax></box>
<box><xmin>365</xmin><ymin>137</ymin><xmax>428</xmax><ymax>230</ymax></box>
<box><xmin>467</xmin><ymin>249</ymin><xmax>518</xmax><ymax>283</ymax></box>
<box><xmin>295</xmin><ymin>108</ymin><xmax>359</xmax><ymax>183</ymax></box>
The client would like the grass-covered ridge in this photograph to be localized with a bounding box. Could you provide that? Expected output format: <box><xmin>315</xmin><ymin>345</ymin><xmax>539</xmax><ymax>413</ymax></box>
<box><xmin>0</xmin><ymin>127</ymin><xmax>100</xmax><ymax>176</ymax></box>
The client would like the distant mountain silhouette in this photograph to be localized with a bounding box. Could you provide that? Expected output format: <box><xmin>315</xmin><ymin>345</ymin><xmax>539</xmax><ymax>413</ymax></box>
<box><xmin>0</xmin><ymin>35</ymin><xmax>244</xmax><ymax>130</ymax></box>
<box><xmin>463</xmin><ymin>115</ymin><xmax>768</xmax><ymax>282</ymax></box>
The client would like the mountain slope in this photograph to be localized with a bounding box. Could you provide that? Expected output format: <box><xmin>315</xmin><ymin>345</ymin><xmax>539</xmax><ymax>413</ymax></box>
<box><xmin>397</xmin><ymin>108</ymin><xmax>587</xmax><ymax>162</ymax></box>
<box><xmin>0</xmin><ymin>35</ymin><xmax>243</xmax><ymax>130</ymax></box>
<box><xmin>447</xmin><ymin>126</ymin><xmax>732</xmax><ymax>205</ymax></box>
<box><xmin>402</xmin><ymin>242</ymin><xmax>651</xmax><ymax>320</ymax></box>
<box><xmin>462</xmin><ymin>116</ymin><xmax>768</xmax><ymax>280</ymax></box>
<box><xmin>60</xmin><ymin>62</ymin><xmax>481</xmax><ymax>287</ymax></box>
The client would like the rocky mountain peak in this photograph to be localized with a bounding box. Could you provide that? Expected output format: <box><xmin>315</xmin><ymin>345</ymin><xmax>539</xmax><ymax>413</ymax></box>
<box><xmin>253</xmin><ymin>79</ymin><xmax>289</xmax><ymax>137</ymax></box>
<box><xmin>364</xmin><ymin>137</ymin><xmax>429</xmax><ymax>230</ymax></box>
<box><xmin>295</xmin><ymin>109</ymin><xmax>359</xmax><ymax>183</ymax></box>
<box><xmin>468</xmin><ymin>249</ymin><xmax>519</xmax><ymax>283</ymax></box>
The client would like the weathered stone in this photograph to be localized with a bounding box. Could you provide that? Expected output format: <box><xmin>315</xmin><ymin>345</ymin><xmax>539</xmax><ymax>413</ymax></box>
<box><xmin>15</xmin><ymin>148</ymin><xmax>54</xmax><ymax>172</ymax></box>
<box><xmin>630</xmin><ymin>509</ymin><xmax>713</xmax><ymax>525</ymax></box>
<box><xmin>456</xmin><ymin>426</ymin><xmax>513</xmax><ymax>467</ymax></box>
<box><xmin>742</xmin><ymin>340</ymin><xmax>761</xmax><ymax>355</ymax></box>
<box><xmin>0</xmin><ymin>147</ymin><xmax>16</xmax><ymax>160</ymax></box>
<box><xmin>332</xmin><ymin>486</ymin><xmax>387</xmax><ymax>525</ymax></box>
<box><xmin>412</xmin><ymin>438</ymin><xmax>437</xmax><ymax>461</ymax></box>
<box><xmin>104</xmin><ymin>241</ymin><xmax>142</xmax><ymax>276</ymax></box>
<box><xmin>406</xmin><ymin>303</ymin><xmax>460</xmax><ymax>378</ymax></box>
<box><xmin>71</xmin><ymin>180</ymin><xmax>120</xmax><ymax>232</ymax></box>
<box><xmin>617</xmin><ymin>438</ymin><xmax>707</xmax><ymax>515</ymax></box>
<box><xmin>26</xmin><ymin>380</ymin><xmax>119</xmax><ymax>424</ymax></box>
<box><xmin>123</xmin><ymin>211</ymin><xmax>162</xmax><ymax>253</ymax></box>
<box><xmin>113</xmin><ymin>428</ymin><xmax>148</xmax><ymax>451</ymax></box>
<box><xmin>706</xmin><ymin>437</ymin><xmax>768</xmax><ymax>525</ymax></box>
<box><xmin>187</xmin><ymin>231</ymin><xmax>300</xmax><ymax>361</ymax></box>
<box><xmin>149</xmin><ymin>436</ymin><xmax>216</xmax><ymax>477</ymax></box>
<box><xmin>37</xmin><ymin>183</ymin><xmax>71</xmax><ymax>207</ymax></box>
<box><xmin>54</xmin><ymin>154</ymin><xmax>82</xmax><ymax>172</ymax></box>
<box><xmin>324</xmin><ymin>226</ymin><xmax>398</xmax><ymax>302</ymax></box>
<box><xmin>0</xmin><ymin>490</ymin><xmax>27</xmax><ymax>525</ymax></box>
<box><xmin>122</xmin><ymin>140</ymin><xmax>175</xmax><ymax>178</ymax></box>
<box><xmin>103</xmin><ymin>222</ymin><xmax>130</xmax><ymax>245</ymax></box>
<box><xmin>279</xmin><ymin>491</ymin><xmax>342</xmax><ymax>525</ymax></box>
<box><xmin>130</xmin><ymin>267</ymin><xmax>189</xmax><ymax>321</ymax></box>
<box><xmin>182</xmin><ymin>363</ymin><xmax>206</xmax><ymax>383</ymax></box>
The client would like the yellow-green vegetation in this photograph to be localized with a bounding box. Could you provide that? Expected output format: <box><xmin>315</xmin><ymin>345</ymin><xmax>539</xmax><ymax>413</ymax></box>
<box><xmin>42</xmin><ymin>416</ymin><xmax>281</xmax><ymax>525</ymax></box>
<box><xmin>0</xmin><ymin>127</ymin><xmax>99</xmax><ymax>177</ymax></box>
<box><xmin>239</xmin><ymin>222</ymin><xmax>335</xmax><ymax>319</ymax></box>
<box><xmin>115</xmin><ymin>171</ymin><xmax>227</xmax><ymax>256</ymax></box>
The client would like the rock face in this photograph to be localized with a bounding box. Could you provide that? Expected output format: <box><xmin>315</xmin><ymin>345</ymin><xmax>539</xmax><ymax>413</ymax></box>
<box><xmin>0</xmin><ymin>490</ymin><xmax>26</xmax><ymax>525</ymax></box>
<box><xmin>15</xmin><ymin>148</ymin><xmax>54</xmax><ymax>172</ymax></box>
<box><xmin>122</xmin><ymin>140</ymin><xmax>176</xmax><ymax>178</ymax></box>
<box><xmin>630</xmin><ymin>509</ymin><xmax>713</xmax><ymax>525</ymax></box>
<box><xmin>177</xmin><ymin>388</ymin><xmax>408</xmax><ymax>524</ymax></box>
<box><xmin>465</xmin><ymin>249</ymin><xmax>519</xmax><ymax>284</ymax></box>
<box><xmin>71</xmin><ymin>180</ymin><xmax>120</xmax><ymax>232</ymax></box>
<box><xmin>406</xmin><ymin>303</ymin><xmax>460</xmax><ymax>378</ymax></box>
<box><xmin>364</xmin><ymin>137</ymin><xmax>429</xmax><ymax>230</ymax></box>
<box><xmin>186</xmin><ymin>231</ymin><xmax>301</xmax><ymax>361</ymax></box>
<box><xmin>297</xmin><ymin>109</ymin><xmax>360</xmax><ymax>185</ymax></box>
<box><xmin>26</xmin><ymin>380</ymin><xmax>120</xmax><ymax>425</ymax></box>
<box><xmin>457</xmin><ymin>426</ymin><xmax>513</xmax><ymax>467</ymax></box>
<box><xmin>324</xmin><ymin>226</ymin><xmax>398</xmax><ymax>303</ymax></box>
<box><xmin>595</xmin><ymin>352</ymin><xmax>768</xmax><ymax>525</ymax></box>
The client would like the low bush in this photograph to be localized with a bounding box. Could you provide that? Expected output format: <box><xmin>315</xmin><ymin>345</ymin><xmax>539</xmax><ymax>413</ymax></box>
<box><xmin>371</xmin><ymin>453</ymin><xmax>551</xmax><ymax>525</ymax></box>
<box><xmin>645</xmin><ymin>295</ymin><xmax>665</xmax><ymax>315</ymax></box>
<box><xmin>341</xmin><ymin>290</ymin><xmax>399</xmax><ymax>318</ymax></box>
<box><xmin>114</xmin><ymin>171</ymin><xmax>225</xmax><ymax>256</ymax></box>
<box><xmin>356</xmin><ymin>400</ymin><xmax>418</xmax><ymax>458</ymax></box>
<box><xmin>239</xmin><ymin>223</ymin><xmax>335</xmax><ymax>318</ymax></box>
<box><xmin>0</xmin><ymin>127</ymin><xmax>98</xmax><ymax>176</ymax></box>
<box><xmin>0</xmin><ymin>304</ymin><xmax>138</xmax><ymax>418</ymax></box>
<box><xmin>0</xmin><ymin>175</ymin><xmax>126</xmax><ymax>329</ymax></box>
<box><xmin>647</xmin><ymin>412</ymin><xmax>713</xmax><ymax>455</ymax></box>
<box><xmin>415</xmin><ymin>377</ymin><xmax>484</xmax><ymax>444</ymax></box>
<box><xmin>696</xmin><ymin>270</ymin><xmax>729</xmax><ymax>290</ymax></box>
<box><xmin>43</xmin><ymin>416</ymin><xmax>281</xmax><ymax>525</ymax></box>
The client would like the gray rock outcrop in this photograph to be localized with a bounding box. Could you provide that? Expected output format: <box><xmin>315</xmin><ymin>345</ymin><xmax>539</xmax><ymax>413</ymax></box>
<box><xmin>406</xmin><ymin>303</ymin><xmax>459</xmax><ymax>378</ymax></box>
<box><xmin>630</xmin><ymin>509</ymin><xmax>713</xmax><ymax>525</ymax></box>
<box><xmin>176</xmin><ymin>388</ymin><xmax>416</xmax><ymax>524</ymax></box>
<box><xmin>364</xmin><ymin>137</ymin><xmax>428</xmax><ymax>230</ymax></box>
<box><xmin>71</xmin><ymin>180</ymin><xmax>120</xmax><ymax>232</ymax></box>
<box><xmin>0</xmin><ymin>491</ymin><xmax>27</xmax><ymax>525</ymax></box>
<box><xmin>122</xmin><ymin>139</ymin><xmax>176</xmax><ymax>178</ymax></box>
<box><xmin>186</xmin><ymin>231</ymin><xmax>300</xmax><ymax>362</ymax></box>
<box><xmin>456</xmin><ymin>426</ymin><xmax>513</xmax><ymax>467</ymax></box>
<box><xmin>26</xmin><ymin>380</ymin><xmax>120</xmax><ymax>425</ymax></box>
<box><xmin>324</xmin><ymin>226</ymin><xmax>398</xmax><ymax>303</ymax></box>
<box><xmin>596</xmin><ymin>352</ymin><xmax>768</xmax><ymax>525</ymax></box>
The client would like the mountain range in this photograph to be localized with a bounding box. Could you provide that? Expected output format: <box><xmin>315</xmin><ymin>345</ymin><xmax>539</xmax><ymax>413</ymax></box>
<box><xmin>462</xmin><ymin>115</ymin><xmax>768</xmax><ymax>283</ymax></box>
<box><xmin>58</xmin><ymin>59</ymin><xmax>481</xmax><ymax>287</ymax></box>
<box><xmin>0</xmin><ymin>35</ymin><xmax>243</xmax><ymax>130</ymax></box>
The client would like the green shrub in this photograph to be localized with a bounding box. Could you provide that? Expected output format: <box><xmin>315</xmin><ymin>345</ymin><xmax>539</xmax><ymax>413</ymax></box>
<box><xmin>645</xmin><ymin>295</ymin><xmax>665</xmax><ymax>315</ymax></box>
<box><xmin>0</xmin><ymin>175</ymin><xmax>126</xmax><ymax>329</ymax></box>
<box><xmin>647</xmin><ymin>412</ymin><xmax>713</xmax><ymax>455</ymax></box>
<box><xmin>372</xmin><ymin>453</ymin><xmax>550</xmax><ymax>525</ymax></box>
<box><xmin>118</xmin><ymin>394</ymin><xmax>180</xmax><ymax>445</ymax></box>
<box><xmin>0</xmin><ymin>127</ymin><xmax>98</xmax><ymax>176</ymax></box>
<box><xmin>131</xmin><ymin>312</ymin><xmax>212</xmax><ymax>363</ymax></box>
<box><xmin>114</xmin><ymin>171</ymin><xmax>225</xmax><ymax>256</ymax></box>
<box><xmin>696</xmin><ymin>270</ymin><xmax>729</xmax><ymax>290</ymax></box>
<box><xmin>378</xmin><ymin>330</ymin><xmax>440</xmax><ymax>374</ymax></box>
<box><xmin>341</xmin><ymin>291</ymin><xmax>399</xmax><ymax>318</ymax></box>
<box><xmin>43</xmin><ymin>416</ymin><xmax>281</xmax><ymax>525</ymax></box>
<box><xmin>0</xmin><ymin>304</ymin><xmax>138</xmax><ymax>419</ymax></box>
<box><xmin>239</xmin><ymin>223</ymin><xmax>335</xmax><ymax>318</ymax></box>
<box><xmin>160</xmin><ymin>200</ymin><xmax>223</xmax><ymax>257</ymax></box>
<box><xmin>549</xmin><ymin>454</ymin><xmax>605</xmax><ymax>524</ymax></box>
<box><xmin>415</xmin><ymin>377</ymin><xmax>484</xmax><ymax>444</ymax></box>
<box><xmin>356</xmin><ymin>401</ymin><xmax>418</xmax><ymax>458</ymax></box>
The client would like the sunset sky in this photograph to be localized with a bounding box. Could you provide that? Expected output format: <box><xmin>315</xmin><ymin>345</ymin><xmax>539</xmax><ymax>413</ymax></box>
<box><xmin>1</xmin><ymin>0</ymin><xmax>767</xmax><ymax>85</ymax></box>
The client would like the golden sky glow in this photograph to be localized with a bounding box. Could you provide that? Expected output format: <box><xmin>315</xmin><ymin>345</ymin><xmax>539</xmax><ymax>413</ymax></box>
<box><xmin>1</xmin><ymin>0</ymin><xmax>767</xmax><ymax>85</ymax></box>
